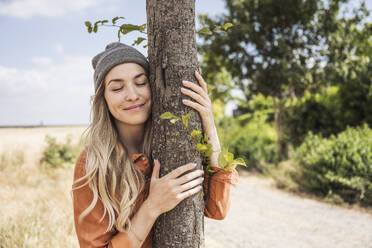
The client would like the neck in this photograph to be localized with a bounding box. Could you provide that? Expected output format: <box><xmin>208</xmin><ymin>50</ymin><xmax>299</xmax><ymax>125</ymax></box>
<box><xmin>115</xmin><ymin>120</ymin><xmax>145</xmax><ymax>155</ymax></box>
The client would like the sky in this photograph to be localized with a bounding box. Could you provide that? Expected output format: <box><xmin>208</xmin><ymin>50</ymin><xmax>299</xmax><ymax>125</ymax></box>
<box><xmin>0</xmin><ymin>0</ymin><xmax>371</xmax><ymax>126</ymax></box>
<box><xmin>0</xmin><ymin>0</ymin><xmax>227</xmax><ymax>126</ymax></box>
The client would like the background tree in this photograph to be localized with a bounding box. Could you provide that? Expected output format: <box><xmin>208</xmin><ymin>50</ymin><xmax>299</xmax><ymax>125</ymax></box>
<box><xmin>197</xmin><ymin>0</ymin><xmax>349</xmax><ymax>161</ymax></box>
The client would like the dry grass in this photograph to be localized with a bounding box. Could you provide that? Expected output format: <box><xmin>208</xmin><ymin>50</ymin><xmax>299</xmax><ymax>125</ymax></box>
<box><xmin>0</xmin><ymin>126</ymin><xmax>87</xmax><ymax>247</ymax></box>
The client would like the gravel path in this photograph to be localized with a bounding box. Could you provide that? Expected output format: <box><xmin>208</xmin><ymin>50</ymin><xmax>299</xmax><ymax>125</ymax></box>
<box><xmin>204</xmin><ymin>173</ymin><xmax>372</xmax><ymax>248</ymax></box>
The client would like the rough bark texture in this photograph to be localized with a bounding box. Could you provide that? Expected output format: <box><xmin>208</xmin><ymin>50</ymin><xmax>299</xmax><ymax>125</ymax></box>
<box><xmin>146</xmin><ymin>0</ymin><xmax>204</xmax><ymax>247</ymax></box>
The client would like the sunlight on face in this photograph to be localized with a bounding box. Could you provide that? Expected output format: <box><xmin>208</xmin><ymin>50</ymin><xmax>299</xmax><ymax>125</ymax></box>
<box><xmin>103</xmin><ymin>63</ymin><xmax>151</xmax><ymax>127</ymax></box>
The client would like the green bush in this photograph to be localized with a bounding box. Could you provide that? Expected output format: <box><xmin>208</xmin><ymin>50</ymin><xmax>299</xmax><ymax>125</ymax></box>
<box><xmin>225</xmin><ymin>113</ymin><xmax>277</xmax><ymax>170</ymax></box>
<box><xmin>284</xmin><ymin>86</ymin><xmax>345</xmax><ymax>146</ymax></box>
<box><xmin>39</xmin><ymin>134</ymin><xmax>83</xmax><ymax>170</ymax></box>
<box><xmin>294</xmin><ymin>124</ymin><xmax>372</xmax><ymax>206</ymax></box>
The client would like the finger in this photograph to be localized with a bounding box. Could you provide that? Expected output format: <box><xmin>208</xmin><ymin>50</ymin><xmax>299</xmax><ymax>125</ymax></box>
<box><xmin>176</xmin><ymin>176</ymin><xmax>204</xmax><ymax>194</ymax></box>
<box><xmin>174</xmin><ymin>169</ymin><xmax>204</xmax><ymax>186</ymax></box>
<box><xmin>152</xmin><ymin>159</ymin><xmax>160</xmax><ymax>179</ymax></box>
<box><xmin>177</xmin><ymin>185</ymin><xmax>202</xmax><ymax>201</ymax></box>
<box><xmin>181</xmin><ymin>87</ymin><xmax>209</xmax><ymax>107</ymax></box>
<box><xmin>194</xmin><ymin>71</ymin><xmax>208</xmax><ymax>93</ymax></box>
<box><xmin>182</xmin><ymin>99</ymin><xmax>208</xmax><ymax>115</ymax></box>
<box><xmin>182</xmin><ymin>80</ymin><xmax>210</xmax><ymax>103</ymax></box>
<box><xmin>165</xmin><ymin>163</ymin><xmax>197</xmax><ymax>180</ymax></box>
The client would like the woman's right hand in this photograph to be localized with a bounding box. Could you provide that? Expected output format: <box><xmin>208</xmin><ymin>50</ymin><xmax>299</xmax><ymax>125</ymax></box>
<box><xmin>145</xmin><ymin>159</ymin><xmax>204</xmax><ymax>216</ymax></box>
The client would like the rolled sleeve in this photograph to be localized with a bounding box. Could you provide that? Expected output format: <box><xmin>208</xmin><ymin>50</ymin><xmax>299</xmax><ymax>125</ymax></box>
<box><xmin>203</xmin><ymin>166</ymin><xmax>239</xmax><ymax>220</ymax></box>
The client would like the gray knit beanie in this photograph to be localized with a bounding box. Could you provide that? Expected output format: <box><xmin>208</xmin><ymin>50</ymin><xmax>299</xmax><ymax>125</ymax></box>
<box><xmin>92</xmin><ymin>42</ymin><xmax>150</xmax><ymax>92</ymax></box>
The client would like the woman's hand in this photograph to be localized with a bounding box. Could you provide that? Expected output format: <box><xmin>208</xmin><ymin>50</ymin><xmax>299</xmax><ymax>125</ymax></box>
<box><xmin>145</xmin><ymin>159</ymin><xmax>204</xmax><ymax>216</ymax></box>
<box><xmin>181</xmin><ymin>71</ymin><xmax>222</xmax><ymax>163</ymax></box>
<box><xmin>181</xmin><ymin>71</ymin><xmax>216</xmax><ymax>139</ymax></box>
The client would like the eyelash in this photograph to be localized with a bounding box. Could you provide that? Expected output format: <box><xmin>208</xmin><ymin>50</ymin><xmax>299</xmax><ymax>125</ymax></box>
<box><xmin>113</xmin><ymin>82</ymin><xmax>147</xmax><ymax>91</ymax></box>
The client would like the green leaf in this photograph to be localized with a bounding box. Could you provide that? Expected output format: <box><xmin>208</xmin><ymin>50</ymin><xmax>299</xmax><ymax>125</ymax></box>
<box><xmin>190</xmin><ymin>129</ymin><xmax>202</xmax><ymax>138</ymax></box>
<box><xmin>222</xmin><ymin>22</ymin><xmax>233</xmax><ymax>30</ymax></box>
<box><xmin>160</xmin><ymin>112</ymin><xmax>177</xmax><ymax>120</ymax></box>
<box><xmin>218</xmin><ymin>148</ymin><xmax>228</xmax><ymax>167</ymax></box>
<box><xmin>101</xmin><ymin>20</ymin><xmax>109</xmax><ymax>24</ymax></box>
<box><xmin>233</xmin><ymin>157</ymin><xmax>246</xmax><ymax>166</ymax></box>
<box><xmin>132</xmin><ymin>37</ymin><xmax>146</xmax><ymax>46</ymax></box>
<box><xmin>182</xmin><ymin>113</ymin><xmax>192</xmax><ymax>128</ymax></box>
<box><xmin>120</xmin><ymin>24</ymin><xmax>142</xmax><ymax>35</ymax></box>
<box><xmin>197</xmin><ymin>27</ymin><xmax>212</xmax><ymax>35</ymax></box>
<box><xmin>88</xmin><ymin>26</ymin><xmax>93</xmax><ymax>33</ymax></box>
<box><xmin>139</xmin><ymin>23</ymin><xmax>147</xmax><ymax>32</ymax></box>
<box><xmin>170</xmin><ymin>118</ymin><xmax>179</xmax><ymax>124</ymax></box>
<box><xmin>112</xmin><ymin>16</ymin><xmax>125</xmax><ymax>24</ymax></box>
<box><xmin>93</xmin><ymin>24</ymin><xmax>98</xmax><ymax>33</ymax></box>
<box><xmin>197</xmin><ymin>143</ymin><xmax>208</xmax><ymax>151</ymax></box>
<box><xmin>84</xmin><ymin>21</ymin><xmax>92</xmax><ymax>28</ymax></box>
<box><xmin>206</xmin><ymin>149</ymin><xmax>212</xmax><ymax>157</ymax></box>
<box><xmin>224</xmin><ymin>152</ymin><xmax>234</xmax><ymax>163</ymax></box>
<box><xmin>203</xmin><ymin>132</ymin><xmax>209</xmax><ymax>143</ymax></box>
<box><xmin>213</xmin><ymin>27</ymin><xmax>226</xmax><ymax>33</ymax></box>
<box><xmin>190</xmin><ymin>129</ymin><xmax>202</xmax><ymax>143</ymax></box>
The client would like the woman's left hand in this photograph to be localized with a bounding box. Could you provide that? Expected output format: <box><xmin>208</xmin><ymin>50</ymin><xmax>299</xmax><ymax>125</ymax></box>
<box><xmin>181</xmin><ymin>71</ymin><xmax>220</xmax><ymax>149</ymax></box>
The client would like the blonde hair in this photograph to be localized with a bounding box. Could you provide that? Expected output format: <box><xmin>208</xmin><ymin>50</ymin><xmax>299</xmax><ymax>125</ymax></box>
<box><xmin>72</xmin><ymin>79</ymin><xmax>153</xmax><ymax>233</ymax></box>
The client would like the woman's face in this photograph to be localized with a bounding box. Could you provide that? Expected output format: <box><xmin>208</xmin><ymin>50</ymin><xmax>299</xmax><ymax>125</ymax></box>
<box><xmin>103</xmin><ymin>63</ymin><xmax>151</xmax><ymax>127</ymax></box>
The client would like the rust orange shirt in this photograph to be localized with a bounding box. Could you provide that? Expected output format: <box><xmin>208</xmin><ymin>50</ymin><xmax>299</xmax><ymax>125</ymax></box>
<box><xmin>72</xmin><ymin>148</ymin><xmax>239</xmax><ymax>248</ymax></box>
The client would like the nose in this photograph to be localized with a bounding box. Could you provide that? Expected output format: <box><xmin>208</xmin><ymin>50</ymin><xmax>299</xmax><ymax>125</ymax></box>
<box><xmin>124</xmin><ymin>84</ymin><xmax>140</xmax><ymax>101</ymax></box>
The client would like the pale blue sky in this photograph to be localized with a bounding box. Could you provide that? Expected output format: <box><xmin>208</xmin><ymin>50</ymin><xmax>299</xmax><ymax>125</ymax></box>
<box><xmin>0</xmin><ymin>0</ymin><xmax>371</xmax><ymax>126</ymax></box>
<box><xmin>0</xmin><ymin>0</ymin><xmax>227</xmax><ymax>126</ymax></box>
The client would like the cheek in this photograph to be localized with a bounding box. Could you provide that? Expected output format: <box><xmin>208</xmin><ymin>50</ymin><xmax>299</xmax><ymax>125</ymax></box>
<box><xmin>104</xmin><ymin>92</ymin><xmax>121</xmax><ymax>112</ymax></box>
<box><xmin>144</xmin><ymin>86</ymin><xmax>152</xmax><ymax>101</ymax></box>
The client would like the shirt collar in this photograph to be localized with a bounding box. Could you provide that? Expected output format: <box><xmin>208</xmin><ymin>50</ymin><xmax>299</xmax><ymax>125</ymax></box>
<box><xmin>131</xmin><ymin>153</ymin><xmax>151</xmax><ymax>177</ymax></box>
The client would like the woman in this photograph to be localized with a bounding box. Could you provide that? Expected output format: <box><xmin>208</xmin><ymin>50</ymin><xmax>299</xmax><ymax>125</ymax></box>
<box><xmin>72</xmin><ymin>42</ymin><xmax>239</xmax><ymax>248</ymax></box>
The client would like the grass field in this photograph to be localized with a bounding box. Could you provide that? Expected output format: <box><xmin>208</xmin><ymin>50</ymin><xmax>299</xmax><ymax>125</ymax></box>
<box><xmin>0</xmin><ymin>126</ymin><xmax>87</xmax><ymax>247</ymax></box>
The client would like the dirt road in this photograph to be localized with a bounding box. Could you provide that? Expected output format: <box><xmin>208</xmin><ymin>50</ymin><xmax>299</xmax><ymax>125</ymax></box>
<box><xmin>204</xmin><ymin>173</ymin><xmax>372</xmax><ymax>248</ymax></box>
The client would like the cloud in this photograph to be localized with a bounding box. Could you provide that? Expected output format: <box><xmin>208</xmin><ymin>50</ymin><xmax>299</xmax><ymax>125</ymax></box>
<box><xmin>0</xmin><ymin>0</ymin><xmax>111</xmax><ymax>19</ymax></box>
<box><xmin>0</xmin><ymin>53</ymin><xmax>95</xmax><ymax>125</ymax></box>
<box><xmin>53</xmin><ymin>43</ymin><xmax>64</xmax><ymax>54</ymax></box>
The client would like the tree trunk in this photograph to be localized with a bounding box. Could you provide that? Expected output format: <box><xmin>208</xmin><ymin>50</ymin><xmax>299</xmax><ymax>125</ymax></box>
<box><xmin>273</xmin><ymin>97</ymin><xmax>287</xmax><ymax>162</ymax></box>
<box><xmin>146</xmin><ymin>0</ymin><xmax>204</xmax><ymax>247</ymax></box>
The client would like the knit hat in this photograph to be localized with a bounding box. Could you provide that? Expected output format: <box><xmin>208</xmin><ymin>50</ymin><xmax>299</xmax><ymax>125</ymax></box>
<box><xmin>92</xmin><ymin>42</ymin><xmax>150</xmax><ymax>92</ymax></box>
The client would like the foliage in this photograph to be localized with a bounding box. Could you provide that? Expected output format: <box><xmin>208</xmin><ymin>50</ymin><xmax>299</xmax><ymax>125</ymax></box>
<box><xmin>294</xmin><ymin>125</ymin><xmax>372</xmax><ymax>206</ymax></box>
<box><xmin>84</xmin><ymin>16</ymin><xmax>233</xmax><ymax>47</ymax></box>
<box><xmin>284</xmin><ymin>86</ymin><xmax>344</xmax><ymax>146</ymax></box>
<box><xmin>159</xmin><ymin>111</ymin><xmax>247</xmax><ymax>175</ymax></box>
<box><xmin>39</xmin><ymin>135</ymin><xmax>83</xmax><ymax>170</ymax></box>
<box><xmin>322</xmin><ymin>5</ymin><xmax>372</xmax><ymax>127</ymax></box>
<box><xmin>227</xmin><ymin>111</ymin><xmax>277</xmax><ymax>170</ymax></box>
<box><xmin>197</xmin><ymin>0</ymin><xmax>371</xmax><ymax>161</ymax></box>
<box><xmin>284</xmin><ymin>3</ymin><xmax>372</xmax><ymax>147</ymax></box>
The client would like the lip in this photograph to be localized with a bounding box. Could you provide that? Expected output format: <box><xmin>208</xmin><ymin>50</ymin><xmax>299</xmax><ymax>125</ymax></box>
<box><xmin>124</xmin><ymin>103</ymin><xmax>145</xmax><ymax>110</ymax></box>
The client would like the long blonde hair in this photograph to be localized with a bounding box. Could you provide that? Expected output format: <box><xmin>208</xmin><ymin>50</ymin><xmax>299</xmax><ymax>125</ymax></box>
<box><xmin>72</xmin><ymin>79</ymin><xmax>153</xmax><ymax>233</ymax></box>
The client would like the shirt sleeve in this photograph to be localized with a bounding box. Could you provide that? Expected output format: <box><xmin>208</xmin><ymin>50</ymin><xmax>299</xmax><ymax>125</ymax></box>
<box><xmin>203</xmin><ymin>165</ymin><xmax>239</xmax><ymax>220</ymax></box>
<box><xmin>72</xmin><ymin>148</ymin><xmax>134</xmax><ymax>248</ymax></box>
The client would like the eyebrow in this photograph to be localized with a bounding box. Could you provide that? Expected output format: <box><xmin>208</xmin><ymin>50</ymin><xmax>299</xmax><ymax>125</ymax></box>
<box><xmin>107</xmin><ymin>72</ymin><xmax>146</xmax><ymax>86</ymax></box>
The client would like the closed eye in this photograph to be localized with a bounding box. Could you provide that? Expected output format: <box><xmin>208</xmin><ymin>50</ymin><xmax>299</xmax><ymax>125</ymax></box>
<box><xmin>113</xmin><ymin>87</ymin><xmax>123</xmax><ymax>92</ymax></box>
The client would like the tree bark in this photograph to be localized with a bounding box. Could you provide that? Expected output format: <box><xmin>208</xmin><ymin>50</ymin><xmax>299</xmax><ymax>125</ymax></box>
<box><xmin>146</xmin><ymin>0</ymin><xmax>204</xmax><ymax>247</ymax></box>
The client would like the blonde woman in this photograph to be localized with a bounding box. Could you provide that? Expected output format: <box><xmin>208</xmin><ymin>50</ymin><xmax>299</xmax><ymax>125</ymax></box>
<box><xmin>72</xmin><ymin>42</ymin><xmax>239</xmax><ymax>248</ymax></box>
